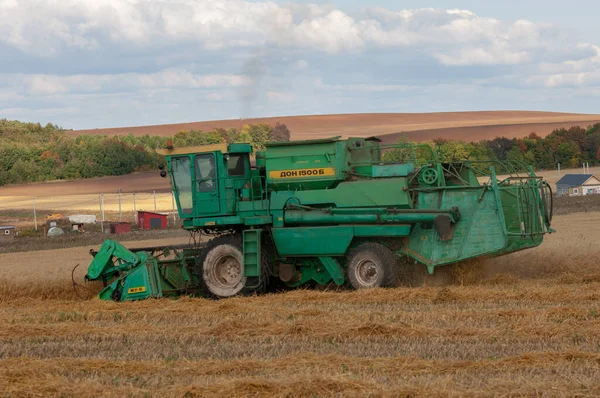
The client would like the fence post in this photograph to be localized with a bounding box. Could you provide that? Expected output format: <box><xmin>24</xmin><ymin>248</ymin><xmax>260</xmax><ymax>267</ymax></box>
<box><xmin>101</xmin><ymin>193</ymin><xmax>105</xmax><ymax>233</ymax></box>
<box><xmin>154</xmin><ymin>190</ymin><xmax>157</xmax><ymax>212</ymax></box>
<box><xmin>133</xmin><ymin>193</ymin><xmax>137</xmax><ymax>224</ymax></box>
<box><xmin>33</xmin><ymin>197</ymin><xmax>37</xmax><ymax>231</ymax></box>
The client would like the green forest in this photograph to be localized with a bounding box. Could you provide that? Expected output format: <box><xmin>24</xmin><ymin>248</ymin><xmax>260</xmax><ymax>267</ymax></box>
<box><xmin>1</xmin><ymin>118</ymin><xmax>599</xmax><ymax>186</ymax></box>
<box><xmin>0</xmin><ymin>120</ymin><xmax>290</xmax><ymax>185</ymax></box>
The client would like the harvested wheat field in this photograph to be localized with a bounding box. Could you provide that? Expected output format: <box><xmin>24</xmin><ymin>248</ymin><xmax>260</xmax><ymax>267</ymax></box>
<box><xmin>1</xmin><ymin>212</ymin><xmax>600</xmax><ymax>397</ymax></box>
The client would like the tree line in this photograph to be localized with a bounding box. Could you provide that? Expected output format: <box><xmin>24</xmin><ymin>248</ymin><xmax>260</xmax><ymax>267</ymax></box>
<box><xmin>387</xmin><ymin>123</ymin><xmax>600</xmax><ymax>171</ymax></box>
<box><xmin>0</xmin><ymin>120</ymin><xmax>291</xmax><ymax>185</ymax></box>
<box><xmin>1</xmin><ymin>118</ymin><xmax>599</xmax><ymax>186</ymax></box>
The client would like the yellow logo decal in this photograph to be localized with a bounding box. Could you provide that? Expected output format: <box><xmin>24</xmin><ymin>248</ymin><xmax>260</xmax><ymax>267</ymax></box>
<box><xmin>127</xmin><ymin>286</ymin><xmax>147</xmax><ymax>294</ymax></box>
<box><xmin>204</xmin><ymin>221</ymin><xmax>216</xmax><ymax>226</ymax></box>
<box><xmin>270</xmin><ymin>167</ymin><xmax>335</xmax><ymax>179</ymax></box>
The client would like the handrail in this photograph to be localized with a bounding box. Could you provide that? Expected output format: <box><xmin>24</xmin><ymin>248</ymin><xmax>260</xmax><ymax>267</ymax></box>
<box><xmin>351</xmin><ymin>142</ymin><xmax>438</xmax><ymax>166</ymax></box>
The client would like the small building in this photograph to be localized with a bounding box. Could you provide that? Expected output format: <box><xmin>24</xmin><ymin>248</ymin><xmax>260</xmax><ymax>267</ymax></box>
<box><xmin>556</xmin><ymin>174</ymin><xmax>600</xmax><ymax>196</ymax></box>
<box><xmin>137</xmin><ymin>211</ymin><xmax>168</xmax><ymax>230</ymax></box>
<box><xmin>110</xmin><ymin>222</ymin><xmax>131</xmax><ymax>235</ymax></box>
<box><xmin>0</xmin><ymin>226</ymin><xmax>16</xmax><ymax>241</ymax></box>
<box><xmin>68</xmin><ymin>215</ymin><xmax>97</xmax><ymax>224</ymax></box>
<box><xmin>71</xmin><ymin>223</ymin><xmax>85</xmax><ymax>232</ymax></box>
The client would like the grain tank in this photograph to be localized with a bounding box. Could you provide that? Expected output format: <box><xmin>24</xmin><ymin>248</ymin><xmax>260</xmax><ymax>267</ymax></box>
<box><xmin>85</xmin><ymin>136</ymin><xmax>554</xmax><ymax>301</ymax></box>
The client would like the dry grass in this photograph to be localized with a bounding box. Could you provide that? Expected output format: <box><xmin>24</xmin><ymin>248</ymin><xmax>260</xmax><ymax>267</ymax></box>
<box><xmin>1</xmin><ymin>213</ymin><xmax>600</xmax><ymax>397</ymax></box>
<box><xmin>0</xmin><ymin>191</ymin><xmax>174</xmax><ymax>213</ymax></box>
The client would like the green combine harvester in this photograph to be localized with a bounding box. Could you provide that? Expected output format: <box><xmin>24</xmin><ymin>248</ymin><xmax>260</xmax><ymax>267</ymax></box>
<box><xmin>85</xmin><ymin>136</ymin><xmax>554</xmax><ymax>301</ymax></box>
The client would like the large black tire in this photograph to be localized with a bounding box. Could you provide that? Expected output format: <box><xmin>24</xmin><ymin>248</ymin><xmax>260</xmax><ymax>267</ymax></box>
<box><xmin>345</xmin><ymin>242</ymin><xmax>398</xmax><ymax>289</ymax></box>
<box><xmin>195</xmin><ymin>234</ymin><xmax>269</xmax><ymax>299</ymax></box>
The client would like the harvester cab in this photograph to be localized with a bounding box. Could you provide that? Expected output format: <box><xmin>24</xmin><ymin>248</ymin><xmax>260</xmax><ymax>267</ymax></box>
<box><xmin>84</xmin><ymin>136</ymin><xmax>554</xmax><ymax>301</ymax></box>
<box><xmin>159</xmin><ymin>142</ymin><xmax>259</xmax><ymax>219</ymax></box>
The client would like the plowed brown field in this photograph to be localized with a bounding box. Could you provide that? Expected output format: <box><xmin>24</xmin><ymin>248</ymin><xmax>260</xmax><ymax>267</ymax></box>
<box><xmin>1</xmin><ymin>212</ymin><xmax>600</xmax><ymax>397</ymax></box>
<box><xmin>70</xmin><ymin>111</ymin><xmax>600</xmax><ymax>141</ymax></box>
<box><xmin>0</xmin><ymin>171</ymin><xmax>170</xmax><ymax>197</ymax></box>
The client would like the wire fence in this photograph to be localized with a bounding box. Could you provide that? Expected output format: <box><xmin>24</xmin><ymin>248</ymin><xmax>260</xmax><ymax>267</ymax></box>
<box><xmin>0</xmin><ymin>191</ymin><xmax>179</xmax><ymax>231</ymax></box>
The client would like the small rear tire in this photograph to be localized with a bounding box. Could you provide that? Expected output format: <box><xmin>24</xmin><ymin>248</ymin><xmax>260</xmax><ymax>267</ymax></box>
<box><xmin>345</xmin><ymin>242</ymin><xmax>398</xmax><ymax>290</ymax></box>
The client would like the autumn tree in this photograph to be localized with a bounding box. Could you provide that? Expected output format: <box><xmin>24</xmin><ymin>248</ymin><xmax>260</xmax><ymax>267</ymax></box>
<box><xmin>270</xmin><ymin>122</ymin><xmax>291</xmax><ymax>142</ymax></box>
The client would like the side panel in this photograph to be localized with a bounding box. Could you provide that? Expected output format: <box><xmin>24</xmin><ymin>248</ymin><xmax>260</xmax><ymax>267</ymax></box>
<box><xmin>269</xmin><ymin>178</ymin><xmax>411</xmax><ymax>210</ymax></box>
<box><xmin>405</xmin><ymin>189</ymin><xmax>506</xmax><ymax>266</ymax></box>
<box><xmin>272</xmin><ymin>225</ymin><xmax>411</xmax><ymax>256</ymax></box>
<box><xmin>273</xmin><ymin>226</ymin><xmax>353</xmax><ymax>256</ymax></box>
<box><xmin>265</xmin><ymin>141</ymin><xmax>344</xmax><ymax>191</ymax></box>
<box><xmin>496</xmin><ymin>184</ymin><xmax>544</xmax><ymax>254</ymax></box>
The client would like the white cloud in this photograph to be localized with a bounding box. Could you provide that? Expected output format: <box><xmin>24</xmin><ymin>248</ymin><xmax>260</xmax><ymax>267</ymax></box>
<box><xmin>0</xmin><ymin>1</ymin><xmax>585</xmax><ymax>65</ymax></box>
<box><xmin>524</xmin><ymin>45</ymin><xmax>600</xmax><ymax>87</ymax></box>
<box><xmin>435</xmin><ymin>46</ymin><xmax>530</xmax><ymax>66</ymax></box>
<box><xmin>0</xmin><ymin>69</ymin><xmax>250</xmax><ymax>97</ymax></box>
<box><xmin>314</xmin><ymin>78</ymin><xmax>413</xmax><ymax>93</ymax></box>
<box><xmin>0</xmin><ymin>106</ymin><xmax>78</xmax><ymax>117</ymax></box>
<box><xmin>1</xmin><ymin>1</ymin><xmax>599</xmax><ymax>128</ymax></box>
<box><xmin>293</xmin><ymin>60</ymin><xmax>309</xmax><ymax>70</ymax></box>
<box><xmin>267</xmin><ymin>91</ymin><xmax>296</xmax><ymax>103</ymax></box>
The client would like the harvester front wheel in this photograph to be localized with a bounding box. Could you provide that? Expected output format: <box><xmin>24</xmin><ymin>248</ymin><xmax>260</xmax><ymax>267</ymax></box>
<box><xmin>196</xmin><ymin>234</ymin><xmax>269</xmax><ymax>299</ymax></box>
<box><xmin>345</xmin><ymin>243</ymin><xmax>398</xmax><ymax>290</ymax></box>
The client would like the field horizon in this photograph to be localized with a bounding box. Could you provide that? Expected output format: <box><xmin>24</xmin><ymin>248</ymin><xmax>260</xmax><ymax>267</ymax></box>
<box><xmin>69</xmin><ymin>110</ymin><xmax>600</xmax><ymax>143</ymax></box>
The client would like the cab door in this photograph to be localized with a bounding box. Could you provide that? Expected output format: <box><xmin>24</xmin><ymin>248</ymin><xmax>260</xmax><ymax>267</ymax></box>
<box><xmin>193</xmin><ymin>153</ymin><xmax>221</xmax><ymax>216</ymax></box>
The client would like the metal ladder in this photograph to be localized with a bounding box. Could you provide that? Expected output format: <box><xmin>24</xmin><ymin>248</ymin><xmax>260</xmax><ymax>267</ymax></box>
<box><xmin>242</xmin><ymin>229</ymin><xmax>262</xmax><ymax>288</ymax></box>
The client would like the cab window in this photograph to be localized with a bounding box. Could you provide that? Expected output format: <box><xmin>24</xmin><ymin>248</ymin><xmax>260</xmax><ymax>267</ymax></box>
<box><xmin>195</xmin><ymin>154</ymin><xmax>216</xmax><ymax>192</ymax></box>
<box><xmin>171</xmin><ymin>156</ymin><xmax>193</xmax><ymax>214</ymax></box>
<box><xmin>227</xmin><ymin>154</ymin><xmax>246</xmax><ymax>176</ymax></box>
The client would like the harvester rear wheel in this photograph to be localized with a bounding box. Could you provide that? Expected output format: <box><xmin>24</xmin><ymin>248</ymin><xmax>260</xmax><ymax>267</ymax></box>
<box><xmin>195</xmin><ymin>234</ymin><xmax>269</xmax><ymax>299</ymax></box>
<box><xmin>345</xmin><ymin>243</ymin><xmax>398</xmax><ymax>290</ymax></box>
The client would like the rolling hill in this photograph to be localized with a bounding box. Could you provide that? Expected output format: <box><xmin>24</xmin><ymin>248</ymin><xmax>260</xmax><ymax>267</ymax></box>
<box><xmin>5</xmin><ymin>110</ymin><xmax>600</xmax><ymax>199</ymax></box>
<box><xmin>69</xmin><ymin>111</ymin><xmax>600</xmax><ymax>142</ymax></box>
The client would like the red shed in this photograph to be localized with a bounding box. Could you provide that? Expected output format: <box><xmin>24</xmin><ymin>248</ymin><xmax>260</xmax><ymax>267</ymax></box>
<box><xmin>110</xmin><ymin>222</ymin><xmax>131</xmax><ymax>235</ymax></box>
<box><xmin>137</xmin><ymin>211</ymin><xmax>168</xmax><ymax>230</ymax></box>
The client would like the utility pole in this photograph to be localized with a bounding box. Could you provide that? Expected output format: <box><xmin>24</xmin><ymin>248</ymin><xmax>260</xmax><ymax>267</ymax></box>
<box><xmin>133</xmin><ymin>193</ymin><xmax>137</xmax><ymax>224</ymax></box>
<box><xmin>33</xmin><ymin>197</ymin><xmax>37</xmax><ymax>231</ymax></box>
<box><xmin>153</xmin><ymin>190</ymin><xmax>157</xmax><ymax>212</ymax></box>
<box><xmin>558</xmin><ymin>163</ymin><xmax>560</xmax><ymax>179</ymax></box>
<box><xmin>118</xmin><ymin>188</ymin><xmax>122</xmax><ymax>222</ymax></box>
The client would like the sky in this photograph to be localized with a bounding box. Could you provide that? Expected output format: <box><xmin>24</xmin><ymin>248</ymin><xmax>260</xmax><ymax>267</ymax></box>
<box><xmin>1</xmin><ymin>0</ymin><xmax>600</xmax><ymax>129</ymax></box>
